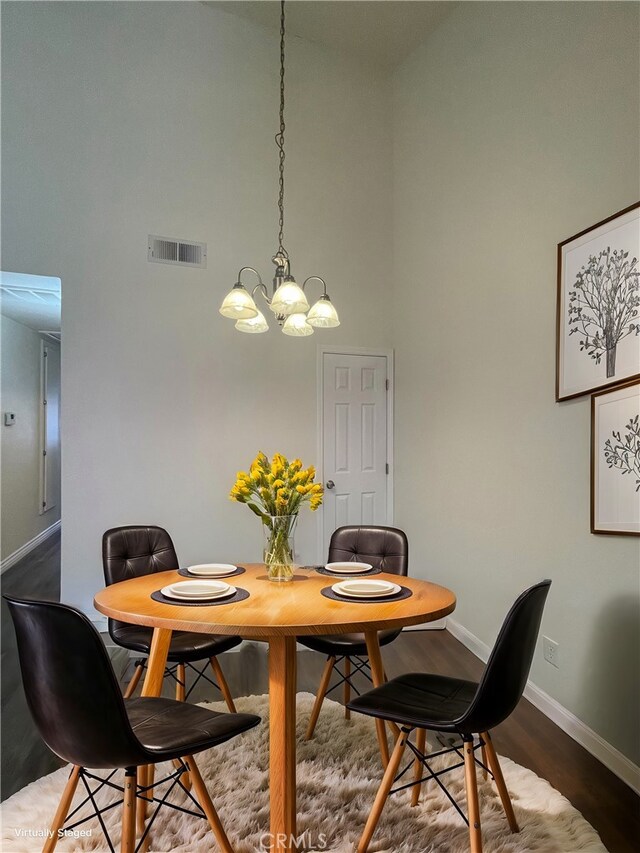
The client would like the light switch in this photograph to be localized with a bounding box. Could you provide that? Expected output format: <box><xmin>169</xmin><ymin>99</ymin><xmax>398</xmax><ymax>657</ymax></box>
<box><xmin>4</xmin><ymin>412</ymin><xmax>15</xmax><ymax>426</ymax></box>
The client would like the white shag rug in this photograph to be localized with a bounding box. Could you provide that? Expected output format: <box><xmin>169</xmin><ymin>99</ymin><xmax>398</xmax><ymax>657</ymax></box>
<box><xmin>1</xmin><ymin>693</ymin><xmax>606</xmax><ymax>853</ymax></box>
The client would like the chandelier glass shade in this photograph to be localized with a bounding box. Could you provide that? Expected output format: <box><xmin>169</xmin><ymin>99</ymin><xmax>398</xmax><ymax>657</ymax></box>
<box><xmin>218</xmin><ymin>0</ymin><xmax>339</xmax><ymax>336</ymax></box>
<box><xmin>282</xmin><ymin>312</ymin><xmax>314</xmax><ymax>336</ymax></box>
<box><xmin>219</xmin><ymin>283</ymin><xmax>259</xmax><ymax>320</ymax></box>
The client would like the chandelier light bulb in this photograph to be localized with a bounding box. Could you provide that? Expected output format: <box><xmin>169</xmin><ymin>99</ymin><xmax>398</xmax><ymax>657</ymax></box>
<box><xmin>235</xmin><ymin>310</ymin><xmax>269</xmax><ymax>334</ymax></box>
<box><xmin>306</xmin><ymin>294</ymin><xmax>340</xmax><ymax>328</ymax></box>
<box><xmin>219</xmin><ymin>284</ymin><xmax>259</xmax><ymax>320</ymax></box>
<box><xmin>282</xmin><ymin>312</ymin><xmax>314</xmax><ymax>336</ymax></box>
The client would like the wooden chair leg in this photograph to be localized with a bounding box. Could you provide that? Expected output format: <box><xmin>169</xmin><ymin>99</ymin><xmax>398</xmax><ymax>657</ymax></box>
<box><xmin>176</xmin><ymin>663</ymin><xmax>186</xmax><ymax>702</ymax></box>
<box><xmin>344</xmin><ymin>656</ymin><xmax>351</xmax><ymax>720</ymax></box>
<box><xmin>210</xmin><ymin>656</ymin><xmax>237</xmax><ymax>713</ymax></box>
<box><xmin>42</xmin><ymin>765</ymin><xmax>81</xmax><ymax>853</ymax></box>
<box><xmin>137</xmin><ymin>765</ymin><xmax>148</xmax><ymax>838</ymax></box>
<box><xmin>480</xmin><ymin>740</ymin><xmax>488</xmax><ymax>780</ymax></box>
<box><xmin>305</xmin><ymin>655</ymin><xmax>335</xmax><ymax>740</ymax></box>
<box><xmin>123</xmin><ymin>662</ymin><xmax>144</xmax><ymax>699</ymax></box>
<box><xmin>121</xmin><ymin>768</ymin><xmax>137</xmax><ymax>853</ymax></box>
<box><xmin>411</xmin><ymin>728</ymin><xmax>426</xmax><ymax>806</ymax></box>
<box><xmin>183</xmin><ymin>755</ymin><xmax>234</xmax><ymax>853</ymax></box>
<box><xmin>173</xmin><ymin>757</ymin><xmax>192</xmax><ymax>791</ymax></box>
<box><xmin>463</xmin><ymin>738</ymin><xmax>483</xmax><ymax>853</ymax></box>
<box><xmin>136</xmin><ymin>763</ymin><xmax>154</xmax><ymax>853</ymax></box>
<box><xmin>482</xmin><ymin>731</ymin><xmax>519</xmax><ymax>833</ymax></box>
<box><xmin>357</xmin><ymin>729</ymin><xmax>408</xmax><ymax>853</ymax></box>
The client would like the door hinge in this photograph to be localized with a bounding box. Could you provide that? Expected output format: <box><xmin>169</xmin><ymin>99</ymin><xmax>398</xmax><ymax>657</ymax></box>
<box><xmin>386</xmin><ymin>463</ymin><xmax>389</xmax><ymax>474</ymax></box>
<box><xmin>385</xmin><ymin>379</ymin><xmax>389</xmax><ymax>391</ymax></box>
<box><xmin>43</xmin><ymin>450</ymin><xmax>47</xmax><ymax>456</ymax></box>
<box><xmin>42</xmin><ymin>501</ymin><xmax>47</xmax><ymax>509</ymax></box>
<box><xmin>43</xmin><ymin>399</ymin><xmax>47</xmax><ymax>406</ymax></box>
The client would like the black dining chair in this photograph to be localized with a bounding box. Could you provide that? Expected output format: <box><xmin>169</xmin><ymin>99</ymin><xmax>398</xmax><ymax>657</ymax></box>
<box><xmin>102</xmin><ymin>525</ymin><xmax>240</xmax><ymax>709</ymax></box>
<box><xmin>298</xmin><ymin>525</ymin><xmax>409</xmax><ymax>739</ymax></box>
<box><xmin>348</xmin><ymin>580</ymin><xmax>551</xmax><ymax>853</ymax></box>
<box><xmin>5</xmin><ymin>595</ymin><xmax>260</xmax><ymax>853</ymax></box>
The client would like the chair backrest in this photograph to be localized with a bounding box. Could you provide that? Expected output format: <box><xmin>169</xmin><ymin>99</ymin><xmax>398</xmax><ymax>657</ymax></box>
<box><xmin>5</xmin><ymin>596</ymin><xmax>148</xmax><ymax>769</ymax></box>
<box><xmin>328</xmin><ymin>526</ymin><xmax>408</xmax><ymax>576</ymax></box>
<box><xmin>102</xmin><ymin>525</ymin><xmax>179</xmax><ymax>586</ymax></box>
<box><xmin>462</xmin><ymin>580</ymin><xmax>551</xmax><ymax>733</ymax></box>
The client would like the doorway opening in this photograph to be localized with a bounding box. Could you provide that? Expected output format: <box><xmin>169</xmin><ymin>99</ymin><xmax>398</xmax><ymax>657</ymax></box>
<box><xmin>0</xmin><ymin>271</ymin><xmax>61</xmax><ymax>572</ymax></box>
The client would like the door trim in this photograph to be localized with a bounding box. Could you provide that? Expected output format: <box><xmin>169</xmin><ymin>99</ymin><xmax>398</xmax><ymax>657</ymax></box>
<box><xmin>316</xmin><ymin>345</ymin><xmax>394</xmax><ymax>562</ymax></box>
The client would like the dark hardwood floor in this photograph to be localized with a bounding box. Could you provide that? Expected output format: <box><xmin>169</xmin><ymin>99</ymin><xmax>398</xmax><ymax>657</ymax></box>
<box><xmin>1</xmin><ymin>531</ymin><xmax>638</xmax><ymax>851</ymax></box>
<box><xmin>1</xmin><ymin>529</ymin><xmax>64</xmax><ymax>800</ymax></box>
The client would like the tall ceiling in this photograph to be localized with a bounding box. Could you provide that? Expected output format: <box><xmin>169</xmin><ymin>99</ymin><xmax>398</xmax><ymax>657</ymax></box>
<box><xmin>205</xmin><ymin>1</ymin><xmax>456</xmax><ymax>71</ymax></box>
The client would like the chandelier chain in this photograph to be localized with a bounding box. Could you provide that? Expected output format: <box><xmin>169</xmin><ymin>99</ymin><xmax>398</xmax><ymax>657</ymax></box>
<box><xmin>275</xmin><ymin>0</ymin><xmax>288</xmax><ymax>260</ymax></box>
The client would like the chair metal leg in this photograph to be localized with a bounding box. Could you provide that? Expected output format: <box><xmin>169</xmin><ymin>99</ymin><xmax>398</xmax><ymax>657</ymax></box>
<box><xmin>463</xmin><ymin>738</ymin><xmax>483</xmax><ymax>853</ymax></box>
<box><xmin>411</xmin><ymin>728</ymin><xmax>426</xmax><ymax>806</ymax></box>
<box><xmin>176</xmin><ymin>663</ymin><xmax>186</xmax><ymax>702</ymax></box>
<box><xmin>305</xmin><ymin>655</ymin><xmax>335</xmax><ymax>740</ymax></box>
<box><xmin>42</xmin><ymin>765</ymin><xmax>81</xmax><ymax>853</ymax></box>
<box><xmin>482</xmin><ymin>731</ymin><xmax>519</xmax><ymax>833</ymax></box>
<box><xmin>344</xmin><ymin>656</ymin><xmax>351</xmax><ymax>720</ymax></box>
<box><xmin>210</xmin><ymin>656</ymin><xmax>237</xmax><ymax>712</ymax></box>
<box><xmin>357</xmin><ymin>729</ymin><xmax>408</xmax><ymax>853</ymax></box>
<box><xmin>183</xmin><ymin>755</ymin><xmax>234</xmax><ymax>853</ymax></box>
<box><xmin>123</xmin><ymin>662</ymin><xmax>145</xmax><ymax>699</ymax></box>
<box><xmin>121</xmin><ymin>768</ymin><xmax>137</xmax><ymax>853</ymax></box>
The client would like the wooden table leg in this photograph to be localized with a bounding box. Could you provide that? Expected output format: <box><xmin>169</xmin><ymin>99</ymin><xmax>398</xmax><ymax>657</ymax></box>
<box><xmin>344</xmin><ymin>656</ymin><xmax>351</xmax><ymax>720</ymax></box>
<box><xmin>141</xmin><ymin>629</ymin><xmax>172</xmax><ymax>697</ymax></box>
<box><xmin>138</xmin><ymin>628</ymin><xmax>172</xmax><ymax>845</ymax></box>
<box><xmin>364</xmin><ymin>631</ymin><xmax>390</xmax><ymax>767</ymax></box>
<box><xmin>268</xmin><ymin>636</ymin><xmax>297</xmax><ymax>851</ymax></box>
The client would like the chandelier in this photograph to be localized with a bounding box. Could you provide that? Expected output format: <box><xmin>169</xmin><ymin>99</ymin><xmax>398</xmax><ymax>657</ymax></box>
<box><xmin>219</xmin><ymin>0</ymin><xmax>340</xmax><ymax>336</ymax></box>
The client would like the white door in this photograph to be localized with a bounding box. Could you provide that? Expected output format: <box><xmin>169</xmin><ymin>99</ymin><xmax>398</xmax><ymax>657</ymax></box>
<box><xmin>321</xmin><ymin>352</ymin><xmax>389</xmax><ymax>556</ymax></box>
<box><xmin>40</xmin><ymin>341</ymin><xmax>61</xmax><ymax>514</ymax></box>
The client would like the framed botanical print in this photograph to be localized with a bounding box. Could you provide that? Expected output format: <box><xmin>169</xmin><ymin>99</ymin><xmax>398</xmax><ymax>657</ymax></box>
<box><xmin>591</xmin><ymin>380</ymin><xmax>640</xmax><ymax>536</ymax></box>
<box><xmin>556</xmin><ymin>202</ymin><xmax>640</xmax><ymax>401</ymax></box>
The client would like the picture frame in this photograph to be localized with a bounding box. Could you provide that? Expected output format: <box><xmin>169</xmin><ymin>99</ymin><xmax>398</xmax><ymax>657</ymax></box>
<box><xmin>556</xmin><ymin>201</ymin><xmax>640</xmax><ymax>402</ymax></box>
<box><xmin>591</xmin><ymin>379</ymin><xmax>640</xmax><ymax>536</ymax></box>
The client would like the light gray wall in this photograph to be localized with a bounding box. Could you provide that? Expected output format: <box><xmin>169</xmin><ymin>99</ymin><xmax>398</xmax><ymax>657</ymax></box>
<box><xmin>392</xmin><ymin>1</ymin><xmax>640</xmax><ymax>763</ymax></box>
<box><xmin>1</xmin><ymin>316</ymin><xmax>61</xmax><ymax>559</ymax></box>
<box><xmin>1</xmin><ymin>2</ymin><xmax>392</xmax><ymax>614</ymax></box>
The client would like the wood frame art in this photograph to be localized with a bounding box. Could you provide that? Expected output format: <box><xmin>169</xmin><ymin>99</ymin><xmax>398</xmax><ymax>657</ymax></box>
<box><xmin>591</xmin><ymin>379</ymin><xmax>640</xmax><ymax>536</ymax></box>
<box><xmin>556</xmin><ymin>202</ymin><xmax>640</xmax><ymax>402</ymax></box>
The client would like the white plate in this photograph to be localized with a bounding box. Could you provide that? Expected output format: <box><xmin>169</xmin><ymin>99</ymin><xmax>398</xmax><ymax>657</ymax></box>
<box><xmin>186</xmin><ymin>563</ymin><xmax>238</xmax><ymax>577</ymax></box>
<box><xmin>325</xmin><ymin>562</ymin><xmax>373</xmax><ymax>574</ymax></box>
<box><xmin>161</xmin><ymin>580</ymin><xmax>234</xmax><ymax>600</ymax></box>
<box><xmin>332</xmin><ymin>579</ymin><xmax>401</xmax><ymax>599</ymax></box>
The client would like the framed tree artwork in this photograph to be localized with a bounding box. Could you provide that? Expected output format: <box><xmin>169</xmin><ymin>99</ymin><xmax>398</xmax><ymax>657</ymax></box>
<box><xmin>556</xmin><ymin>201</ymin><xmax>640</xmax><ymax>401</ymax></box>
<box><xmin>591</xmin><ymin>380</ymin><xmax>640</xmax><ymax>536</ymax></box>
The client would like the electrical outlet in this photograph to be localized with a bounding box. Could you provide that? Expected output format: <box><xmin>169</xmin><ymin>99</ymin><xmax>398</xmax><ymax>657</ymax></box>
<box><xmin>543</xmin><ymin>636</ymin><xmax>559</xmax><ymax>668</ymax></box>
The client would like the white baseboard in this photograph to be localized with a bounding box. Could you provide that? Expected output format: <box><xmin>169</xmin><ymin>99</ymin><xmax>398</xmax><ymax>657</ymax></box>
<box><xmin>447</xmin><ymin>617</ymin><xmax>640</xmax><ymax>795</ymax></box>
<box><xmin>0</xmin><ymin>520</ymin><xmax>61</xmax><ymax>575</ymax></box>
<box><xmin>403</xmin><ymin>619</ymin><xmax>447</xmax><ymax>631</ymax></box>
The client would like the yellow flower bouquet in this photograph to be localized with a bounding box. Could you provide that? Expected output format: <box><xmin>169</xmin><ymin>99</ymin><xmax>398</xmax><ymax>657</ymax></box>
<box><xmin>230</xmin><ymin>452</ymin><xmax>323</xmax><ymax>581</ymax></box>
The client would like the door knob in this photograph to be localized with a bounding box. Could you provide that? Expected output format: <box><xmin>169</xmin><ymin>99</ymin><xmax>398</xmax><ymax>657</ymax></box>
<box><xmin>325</xmin><ymin>480</ymin><xmax>335</xmax><ymax>490</ymax></box>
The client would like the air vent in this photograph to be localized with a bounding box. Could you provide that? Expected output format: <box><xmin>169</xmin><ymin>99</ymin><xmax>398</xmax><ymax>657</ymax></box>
<box><xmin>148</xmin><ymin>235</ymin><xmax>207</xmax><ymax>268</ymax></box>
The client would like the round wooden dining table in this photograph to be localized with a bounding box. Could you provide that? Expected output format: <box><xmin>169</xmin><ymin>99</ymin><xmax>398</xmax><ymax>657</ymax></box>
<box><xmin>94</xmin><ymin>564</ymin><xmax>456</xmax><ymax>851</ymax></box>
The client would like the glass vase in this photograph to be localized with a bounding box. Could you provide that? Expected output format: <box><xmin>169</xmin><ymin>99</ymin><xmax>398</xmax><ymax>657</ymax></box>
<box><xmin>263</xmin><ymin>514</ymin><xmax>298</xmax><ymax>582</ymax></box>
